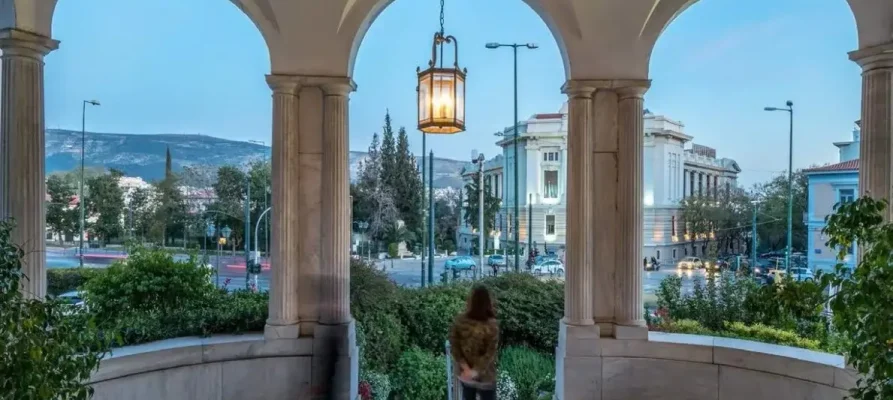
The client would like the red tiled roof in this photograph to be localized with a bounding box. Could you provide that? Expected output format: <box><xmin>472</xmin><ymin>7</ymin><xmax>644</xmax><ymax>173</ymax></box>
<box><xmin>533</xmin><ymin>113</ymin><xmax>563</xmax><ymax>120</ymax></box>
<box><xmin>804</xmin><ymin>159</ymin><xmax>859</xmax><ymax>173</ymax></box>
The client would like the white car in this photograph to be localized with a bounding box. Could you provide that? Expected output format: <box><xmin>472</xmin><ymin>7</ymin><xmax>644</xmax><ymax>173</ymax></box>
<box><xmin>770</xmin><ymin>267</ymin><xmax>815</xmax><ymax>283</ymax></box>
<box><xmin>534</xmin><ymin>259</ymin><xmax>565</xmax><ymax>275</ymax></box>
<box><xmin>677</xmin><ymin>257</ymin><xmax>703</xmax><ymax>269</ymax></box>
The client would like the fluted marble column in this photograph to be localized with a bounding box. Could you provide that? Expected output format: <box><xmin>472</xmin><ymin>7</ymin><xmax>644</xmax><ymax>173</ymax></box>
<box><xmin>320</xmin><ymin>80</ymin><xmax>354</xmax><ymax>325</ymax></box>
<box><xmin>265</xmin><ymin>75</ymin><xmax>302</xmax><ymax>340</ymax></box>
<box><xmin>615</xmin><ymin>84</ymin><xmax>649</xmax><ymax>333</ymax></box>
<box><xmin>851</xmin><ymin>42</ymin><xmax>893</xmax><ymax>218</ymax></box>
<box><xmin>0</xmin><ymin>29</ymin><xmax>58</xmax><ymax>299</ymax></box>
<box><xmin>563</xmin><ymin>84</ymin><xmax>594</xmax><ymax>326</ymax></box>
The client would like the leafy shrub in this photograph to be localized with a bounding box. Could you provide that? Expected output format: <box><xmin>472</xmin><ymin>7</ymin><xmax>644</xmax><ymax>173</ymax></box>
<box><xmin>824</xmin><ymin>197</ymin><xmax>893</xmax><ymax>399</ymax></box>
<box><xmin>660</xmin><ymin>319</ymin><xmax>820</xmax><ymax>350</ymax></box>
<box><xmin>358</xmin><ymin>310</ymin><xmax>406</xmax><ymax>371</ymax></box>
<box><xmin>83</xmin><ymin>246</ymin><xmax>214</xmax><ymax>318</ymax></box>
<box><xmin>47</xmin><ymin>268</ymin><xmax>103</xmax><ymax>296</ymax></box>
<box><xmin>398</xmin><ymin>284</ymin><xmax>468</xmax><ymax>353</ymax></box>
<box><xmin>360</xmin><ymin>371</ymin><xmax>392</xmax><ymax>400</ymax></box>
<box><xmin>392</xmin><ymin>347</ymin><xmax>447</xmax><ymax>400</ymax></box>
<box><xmin>485</xmin><ymin>274</ymin><xmax>563</xmax><ymax>353</ymax></box>
<box><xmin>499</xmin><ymin>346</ymin><xmax>555</xmax><ymax>400</ymax></box>
<box><xmin>0</xmin><ymin>221</ymin><xmax>111</xmax><ymax>399</ymax></box>
<box><xmin>497</xmin><ymin>370</ymin><xmax>519</xmax><ymax>400</ymax></box>
<box><xmin>350</xmin><ymin>259</ymin><xmax>400</xmax><ymax>322</ymax></box>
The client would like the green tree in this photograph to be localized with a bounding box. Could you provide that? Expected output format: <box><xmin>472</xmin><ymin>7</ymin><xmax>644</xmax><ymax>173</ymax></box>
<box><xmin>128</xmin><ymin>186</ymin><xmax>155</xmax><ymax>241</ymax></box>
<box><xmin>680</xmin><ymin>187</ymin><xmax>752</xmax><ymax>258</ymax></box>
<box><xmin>211</xmin><ymin>165</ymin><xmax>248</xmax><ymax>248</ymax></box>
<box><xmin>434</xmin><ymin>189</ymin><xmax>461</xmax><ymax>253</ymax></box>
<box><xmin>355</xmin><ymin>133</ymin><xmax>398</xmax><ymax>247</ymax></box>
<box><xmin>45</xmin><ymin>175</ymin><xmax>78</xmax><ymax>245</ymax></box>
<box><xmin>86</xmin><ymin>169</ymin><xmax>126</xmax><ymax>244</ymax></box>
<box><xmin>753</xmin><ymin>170</ymin><xmax>808</xmax><ymax>252</ymax></box>
<box><xmin>154</xmin><ymin>171</ymin><xmax>187</xmax><ymax>246</ymax></box>
<box><xmin>379</xmin><ymin>112</ymin><xmax>398</xmax><ymax>199</ymax></box>
<box><xmin>463</xmin><ymin>179</ymin><xmax>501</xmax><ymax>252</ymax></box>
<box><xmin>248</xmin><ymin>160</ymin><xmax>272</xmax><ymax>252</ymax></box>
<box><xmin>393</xmin><ymin>126</ymin><xmax>424</xmax><ymax>243</ymax></box>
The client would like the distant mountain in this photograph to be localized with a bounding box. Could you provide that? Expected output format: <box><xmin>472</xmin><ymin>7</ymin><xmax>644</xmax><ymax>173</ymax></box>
<box><xmin>45</xmin><ymin>130</ymin><xmax>468</xmax><ymax>188</ymax></box>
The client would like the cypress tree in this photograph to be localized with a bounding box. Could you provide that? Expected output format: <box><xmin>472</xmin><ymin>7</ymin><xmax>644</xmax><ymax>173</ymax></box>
<box><xmin>394</xmin><ymin>126</ymin><xmax>424</xmax><ymax>238</ymax></box>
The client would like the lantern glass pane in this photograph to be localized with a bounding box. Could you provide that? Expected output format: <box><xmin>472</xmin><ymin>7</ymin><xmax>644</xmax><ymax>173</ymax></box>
<box><xmin>432</xmin><ymin>71</ymin><xmax>456</xmax><ymax>122</ymax></box>
<box><xmin>455</xmin><ymin>74</ymin><xmax>465</xmax><ymax>124</ymax></box>
<box><xmin>418</xmin><ymin>73</ymin><xmax>432</xmax><ymax>124</ymax></box>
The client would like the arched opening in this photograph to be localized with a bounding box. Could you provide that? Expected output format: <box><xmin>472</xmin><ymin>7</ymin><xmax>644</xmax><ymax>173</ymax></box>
<box><xmin>42</xmin><ymin>0</ymin><xmax>273</xmax><ymax>332</ymax></box>
<box><xmin>347</xmin><ymin>0</ymin><xmax>568</xmax><ymax>397</ymax></box>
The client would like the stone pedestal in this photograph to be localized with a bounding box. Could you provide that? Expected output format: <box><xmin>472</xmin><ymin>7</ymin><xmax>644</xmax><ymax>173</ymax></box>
<box><xmin>851</xmin><ymin>42</ymin><xmax>893</xmax><ymax>215</ymax></box>
<box><xmin>0</xmin><ymin>29</ymin><xmax>58</xmax><ymax>299</ymax></box>
<box><xmin>555</xmin><ymin>322</ymin><xmax>601</xmax><ymax>400</ymax></box>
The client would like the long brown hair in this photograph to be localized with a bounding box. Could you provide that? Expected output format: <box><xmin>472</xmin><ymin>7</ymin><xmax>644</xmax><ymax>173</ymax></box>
<box><xmin>464</xmin><ymin>285</ymin><xmax>495</xmax><ymax>321</ymax></box>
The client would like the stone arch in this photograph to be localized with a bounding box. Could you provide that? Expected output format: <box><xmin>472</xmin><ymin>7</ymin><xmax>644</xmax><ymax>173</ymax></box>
<box><xmin>341</xmin><ymin>0</ymin><xmax>572</xmax><ymax>79</ymax></box>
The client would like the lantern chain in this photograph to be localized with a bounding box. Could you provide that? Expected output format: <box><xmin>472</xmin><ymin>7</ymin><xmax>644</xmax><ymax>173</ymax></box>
<box><xmin>439</xmin><ymin>0</ymin><xmax>445</xmax><ymax>35</ymax></box>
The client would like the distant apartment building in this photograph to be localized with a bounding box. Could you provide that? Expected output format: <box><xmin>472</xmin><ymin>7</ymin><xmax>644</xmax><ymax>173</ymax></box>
<box><xmin>804</xmin><ymin>123</ymin><xmax>860</xmax><ymax>273</ymax></box>
<box><xmin>457</xmin><ymin>104</ymin><xmax>741</xmax><ymax>263</ymax></box>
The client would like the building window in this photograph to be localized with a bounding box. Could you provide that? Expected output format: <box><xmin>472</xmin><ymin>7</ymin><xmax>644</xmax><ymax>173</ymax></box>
<box><xmin>656</xmin><ymin>250</ymin><xmax>661</xmax><ymax>260</ymax></box>
<box><xmin>543</xmin><ymin>151</ymin><xmax>559</xmax><ymax>162</ymax></box>
<box><xmin>671</xmin><ymin>215</ymin><xmax>676</xmax><ymax>236</ymax></box>
<box><xmin>544</xmin><ymin>170</ymin><xmax>559</xmax><ymax>199</ymax></box>
<box><xmin>546</xmin><ymin>215</ymin><xmax>556</xmax><ymax>235</ymax></box>
<box><xmin>693</xmin><ymin>246</ymin><xmax>697</xmax><ymax>256</ymax></box>
<box><xmin>673</xmin><ymin>249</ymin><xmax>677</xmax><ymax>258</ymax></box>
<box><xmin>684</xmin><ymin>248</ymin><xmax>688</xmax><ymax>256</ymax></box>
<box><xmin>839</xmin><ymin>188</ymin><xmax>855</xmax><ymax>204</ymax></box>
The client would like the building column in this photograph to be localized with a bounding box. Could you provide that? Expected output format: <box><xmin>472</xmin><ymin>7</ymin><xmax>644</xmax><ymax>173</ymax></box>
<box><xmin>682</xmin><ymin>168</ymin><xmax>687</xmax><ymax>199</ymax></box>
<box><xmin>615</xmin><ymin>84</ymin><xmax>649</xmax><ymax>337</ymax></box>
<box><xmin>264</xmin><ymin>75</ymin><xmax>303</xmax><ymax>340</ymax></box>
<box><xmin>0</xmin><ymin>29</ymin><xmax>58</xmax><ymax>299</ymax></box>
<box><xmin>559</xmin><ymin>145</ymin><xmax>568</xmax><ymax>202</ymax></box>
<box><xmin>526</xmin><ymin>147</ymin><xmax>540</xmax><ymax>203</ymax></box>
<box><xmin>851</xmin><ymin>42</ymin><xmax>893</xmax><ymax>216</ymax></box>
<box><xmin>555</xmin><ymin>81</ymin><xmax>599</xmax><ymax>400</ymax></box>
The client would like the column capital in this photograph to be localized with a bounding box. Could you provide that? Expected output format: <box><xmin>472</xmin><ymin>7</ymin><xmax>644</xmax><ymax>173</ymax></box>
<box><xmin>849</xmin><ymin>41</ymin><xmax>893</xmax><ymax>72</ymax></box>
<box><xmin>0</xmin><ymin>28</ymin><xmax>58</xmax><ymax>60</ymax></box>
<box><xmin>266</xmin><ymin>74</ymin><xmax>302</xmax><ymax>95</ymax></box>
<box><xmin>616</xmin><ymin>84</ymin><xmax>650</xmax><ymax>100</ymax></box>
<box><xmin>561</xmin><ymin>81</ymin><xmax>596</xmax><ymax>98</ymax></box>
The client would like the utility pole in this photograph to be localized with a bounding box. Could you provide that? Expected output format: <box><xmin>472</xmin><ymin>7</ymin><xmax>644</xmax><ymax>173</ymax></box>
<box><xmin>764</xmin><ymin>101</ymin><xmax>794</xmax><ymax>273</ymax></box>
<box><xmin>751</xmin><ymin>200</ymin><xmax>760</xmax><ymax>274</ymax></box>
<box><xmin>428</xmin><ymin>151</ymin><xmax>435</xmax><ymax>285</ymax></box>
<box><xmin>473</xmin><ymin>151</ymin><xmax>485</xmax><ymax>280</ymax></box>
<box><xmin>79</xmin><ymin>100</ymin><xmax>100</xmax><ymax>267</ymax></box>
<box><xmin>244</xmin><ymin>175</ymin><xmax>251</xmax><ymax>289</ymax></box>
<box><xmin>421</xmin><ymin>132</ymin><xmax>427</xmax><ymax>287</ymax></box>
<box><xmin>528</xmin><ymin>193</ymin><xmax>533</xmax><ymax>255</ymax></box>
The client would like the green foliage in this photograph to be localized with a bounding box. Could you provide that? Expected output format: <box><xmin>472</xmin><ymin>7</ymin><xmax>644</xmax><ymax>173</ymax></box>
<box><xmin>350</xmin><ymin>259</ymin><xmax>400</xmax><ymax>321</ymax></box>
<box><xmin>0</xmin><ymin>221</ymin><xmax>111</xmax><ymax>399</ymax></box>
<box><xmin>398</xmin><ymin>283</ymin><xmax>468</xmax><ymax>353</ymax></box>
<box><xmin>47</xmin><ymin>268</ymin><xmax>103</xmax><ymax>296</ymax></box>
<box><xmin>392</xmin><ymin>347</ymin><xmax>447</xmax><ymax>400</ymax></box>
<box><xmin>660</xmin><ymin>319</ymin><xmax>820</xmax><ymax>350</ymax></box>
<box><xmin>359</xmin><ymin>370</ymin><xmax>392</xmax><ymax>400</ymax></box>
<box><xmin>86</xmin><ymin>169</ymin><xmax>126</xmax><ymax>244</ymax></box>
<box><xmin>497</xmin><ymin>370</ymin><xmax>519</xmax><ymax>400</ymax></box>
<box><xmin>358</xmin><ymin>311</ymin><xmax>406</xmax><ymax>372</ymax></box>
<box><xmin>82</xmin><ymin>246</ymin><xmax>214</xmax><ymax>318</ymax></box>
<box><xmin>387</xmin><ymin>242</ymin><xmax>399</xmax><ymax>259</ymax></box>
<box><xmin>754</xmin><ymin>170</ymin><xmax>808</xmax><ymax>252</ymax></box>
<box><xmin>499</xmin><ymin>347</ymin><xmax>555</xmax><ymax>400</ymax></box>
<box><xmin>462</xmin><ymin>178</ymin><xmax>502</xmax><ymax>251</ymax></box>
<box><xmin>485</xmin><ymin>273</ymin><xmax>563</xmax><ymax>352</ymax></box>
<box><xmin>823</xmin><ymin>197</ymin><xmax>893</xmax><ymax>399</ymax></box>
<box><xmin>45</xmin><ymin>175</ymin><xmax>79</xmax><ymax>244</ymax></box>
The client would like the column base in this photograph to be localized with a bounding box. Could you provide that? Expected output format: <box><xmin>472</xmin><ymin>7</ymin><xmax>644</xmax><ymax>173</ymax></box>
<box><xmin>555</xmin><ymin>321</ymin><xmax>602</xmax><ymax>400</ymax></box>
<box><xmin>264</xmin><ymin>321</ymin><xmax>301</xmax><ymax>340</ymax></box>
<box><xmin>309</xmin><ymin>320</ymin><xmax>358</xmax><ymax>400</ymax></box>
<box><xmin>613</xmin><ymin>324</ymin><xmax>648</xmax><ymax>340</ymax></box>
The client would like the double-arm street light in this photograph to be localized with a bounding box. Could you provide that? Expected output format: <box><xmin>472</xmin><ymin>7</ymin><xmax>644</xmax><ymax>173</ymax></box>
<box><xmin>79</xmin><ymin>100</ymin><xmax>101</xmax><ymax>267</ymax></box>
<box><xmin>764</xmin><ymin>101</ymin><xmax>794</xmax><ymax>273</ymax></box>
<box><xmin>485</xmin><ymin>42</ymin><xmax>537</xmax><ymax>272</ymax></box>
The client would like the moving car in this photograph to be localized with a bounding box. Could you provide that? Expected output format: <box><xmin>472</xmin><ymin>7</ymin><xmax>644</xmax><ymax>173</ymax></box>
<box><xmin>534</xmin><ymin>259</ymin><xmax>565</xmax><ymax>275</ymax></box>
<box><xmin>677</xmin><ymin>257</ymin><xmax>703</xmax><ymax>269</ymax></box>
<box><xmin>445</xmin><ymin>256</ymin><xmax>476</xmax><ymax>271</ymax></box>
<box><xmin>487</xmin><ymin>254</ymin><xmax>506</xmax><ymax>267</ymax></box>
<box><xmin>645</xmin><ymin>259</ymin><xmax>661</xmax><ymax>271</ymax></box>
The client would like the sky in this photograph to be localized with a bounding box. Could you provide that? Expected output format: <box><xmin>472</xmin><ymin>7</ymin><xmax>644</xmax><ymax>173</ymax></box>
<box><xmin>46</xmin><ymin>0</ymin><xmax>861</xmax><ymax>187</ymax></box>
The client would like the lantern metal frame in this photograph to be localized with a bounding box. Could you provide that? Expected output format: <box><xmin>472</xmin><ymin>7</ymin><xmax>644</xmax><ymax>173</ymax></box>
<box><xmin>417</xmin><ymin>32</ymin><xmax>467</xmax><ymax>134</ymax></box>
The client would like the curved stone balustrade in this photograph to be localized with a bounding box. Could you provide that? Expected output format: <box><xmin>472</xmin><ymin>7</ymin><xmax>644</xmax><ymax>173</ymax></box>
<box><xmin>89</xmin><ymin>332</ymin><xmax>857</xmax><ymax>400</ymax></box>
<box><xmin>89</xmin><ymin>334</ymin><xmax>314</xmax><ymax>400</ymax></box>
<box><xmin>557</xmin><ymin>332</ymin><xmax>857</xmax><ymax>400</ymax></box>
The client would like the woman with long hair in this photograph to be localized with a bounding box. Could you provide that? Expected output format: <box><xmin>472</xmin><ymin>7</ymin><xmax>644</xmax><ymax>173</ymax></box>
<box><xmin>449</xmin><ymin>285</ymin><xmax>499</xmax><ymax>400</ymax></box>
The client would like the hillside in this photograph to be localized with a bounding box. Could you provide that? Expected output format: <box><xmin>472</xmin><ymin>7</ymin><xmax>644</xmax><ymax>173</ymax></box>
<box><xmin>45</xmin><ymin>129</ymin><xmax>468</xmax><ymax>188</ymax></box>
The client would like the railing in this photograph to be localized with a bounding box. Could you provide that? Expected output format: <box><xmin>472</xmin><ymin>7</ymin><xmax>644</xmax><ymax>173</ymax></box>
<box><xmin>445</xmin><ymin>340</ymin><xmax>454</xmax><ymax>400</ymax></box>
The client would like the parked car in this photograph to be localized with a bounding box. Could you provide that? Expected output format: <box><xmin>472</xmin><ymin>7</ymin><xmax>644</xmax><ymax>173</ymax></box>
<box><xmin>789</xmin><ymin>267</ymin><xmax>815</xmax><ymax>282</ymax></box>
<box><xmin>676</xmin><ymin>257</ymin><xmax>703</xmax><ymax>269</ymax></box>
<box><xmin>487</xmin><ymin>254</ymin><xmax>506</xmax><ymax>267</ymax></box>
<box><xmin>56</xmin><ymin>290</ymin><xmax>85</xmax><ymax>307</ymax></box>
<box><xmin>445</xmin><ymin>256</ymin><xmax>476</xmax><ymax>271</ymax></box>
<box><xmin>534</xmin><ymin>259</ymin><xmax>565</xmax><ymax>275</ymax></box>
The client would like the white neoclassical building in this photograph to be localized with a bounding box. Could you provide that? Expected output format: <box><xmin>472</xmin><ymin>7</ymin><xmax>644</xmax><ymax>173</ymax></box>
<box><xmin>458</xmin><ymin>107</ymin><xmax>740</xmax><ymax>265</ymax></box>
<box><xmin>2</xmin><ymin>1</ymin><xmax>890</xmax><ymax>399</ymax></box>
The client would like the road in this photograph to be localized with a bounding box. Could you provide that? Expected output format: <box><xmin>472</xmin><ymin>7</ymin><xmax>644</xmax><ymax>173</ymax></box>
<box><xmin>47</xmin><ymin>250</ymin><xmax>712</xmax><ymax>296</ymax></box>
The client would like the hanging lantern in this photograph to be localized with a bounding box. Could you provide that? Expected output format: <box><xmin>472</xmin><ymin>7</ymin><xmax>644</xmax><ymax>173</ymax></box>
<box><xmin>417</xmin><ymin>0</ymin><xmax>466</xmax><ymax>134</ymax></box>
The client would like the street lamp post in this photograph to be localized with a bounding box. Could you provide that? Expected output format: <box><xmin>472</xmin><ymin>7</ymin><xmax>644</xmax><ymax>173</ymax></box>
<box><xmin>79</xmin><ymin>100</ymin><xmax>100</xmax><ymax>267</ymax></box>
<box><xmin>764</xmin><ymin>101</ymin><xmax>794</xmax><ymax>273</ymax></box>
<box><xmin>485</xmin><ymin>42</ymin><xmax>537</xmax><ymax>272</ymax></box>
<box><xmin>472</xmin><ymin>151</ymin><xmax>485</xmax><ymax>280</ymax></box>
<box><xmin>751</xmin><ymin>199</ymin><xmax>761</xmax><ymax>275</ymax></box>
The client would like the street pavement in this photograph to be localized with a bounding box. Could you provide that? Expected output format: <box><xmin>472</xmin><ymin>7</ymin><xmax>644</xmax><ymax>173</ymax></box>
<box><xmin>47</xmin><ymin>249</ymin><xmax>712</xmax><ymax>296</ymax></box>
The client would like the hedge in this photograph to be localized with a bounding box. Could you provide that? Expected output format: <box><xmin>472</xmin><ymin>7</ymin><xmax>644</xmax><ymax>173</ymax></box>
<box><xmin>660</xmin><ymin>319</ymin><xmax>821</xmax><ymax>350</ymax></box>
<box><xmin>47</xmin><ymin>268</ymin><xmax>103</xmax><ymax>296</ymax></box>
